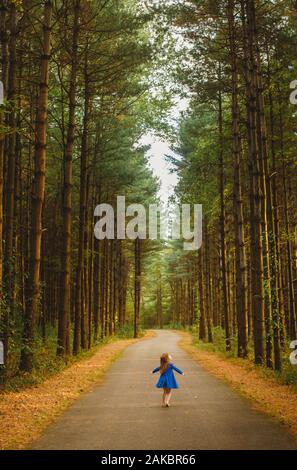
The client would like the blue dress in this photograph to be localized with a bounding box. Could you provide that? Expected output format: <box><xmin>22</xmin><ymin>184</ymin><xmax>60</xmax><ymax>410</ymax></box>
<box><xmin>152</xmin><ymin>363</ymin><xmax>183</xmax><ymax>389</ymax></box>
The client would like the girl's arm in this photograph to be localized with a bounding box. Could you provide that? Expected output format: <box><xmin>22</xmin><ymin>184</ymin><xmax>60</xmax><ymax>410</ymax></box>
<box><xmin>172</xmin><ymin>364</ymin><xmax>184</xmax><ymax>375</ymax></box>
<box><xmin>152</xmin><ymin>366</ymin><xmax>160</xmax><ymax>373</ymax></box>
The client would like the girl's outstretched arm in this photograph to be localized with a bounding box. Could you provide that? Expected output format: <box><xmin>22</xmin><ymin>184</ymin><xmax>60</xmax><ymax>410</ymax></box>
<box><xmin>152</xmin><ymin>366</ymin><xmax>160</xmax><ymax>373</ymax></box>
<box><xmin>172</xmin><ymin>364</ymin><xmax>184</xmax><ymax>375</ymax></box>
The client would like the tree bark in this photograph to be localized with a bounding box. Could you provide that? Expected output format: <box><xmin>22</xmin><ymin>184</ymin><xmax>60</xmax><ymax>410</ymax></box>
<box><xmin>218</xmin><ymin>85</ymin><xmax>230</xmax><ymax>352</ymax></box>
<box><xmin>227</xmin><ymin>0</ymin><xmax>248</xmax><ymax>358</ymax></box>
<box><xmin>134</xmin><ymin>237</ymin><xmax>141</xmax><ymax>338</ymax></box>
<box><xmin>20</xmin><ymin>0</ymin><xmax>52</xmax><ymax>372</ymax></box>
<box><xmin>241</xmin><ymin>0</ymin><xmax>264</xmax><ymax>364</ymax></box>
<box><xmin>58</xmin><ymin>0</ymin><xmax>80</xmax><ymax>356</ymax></box>
<box><xmin>73</xmin><ymin>53</ymin><xmax>90</xmax><ymax>355</ymax></box>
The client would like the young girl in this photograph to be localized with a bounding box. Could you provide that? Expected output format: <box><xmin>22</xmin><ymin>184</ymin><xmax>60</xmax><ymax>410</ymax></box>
<box><xmin>151</xmin><ymin>353</ymin><xmax>184</xmax><ymax>407</ymax></box>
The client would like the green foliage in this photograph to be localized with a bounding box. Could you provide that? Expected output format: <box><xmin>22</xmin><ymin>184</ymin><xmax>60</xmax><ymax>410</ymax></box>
<box><xmin>192</xmin><ymin>330</ymin><xmax>297</xmax><ymax>389</ymax></box>
<box><xmin>116</xmin><ymin>324</ymin><xmax>137</xmax><ymax>338</ymax></box>
<box><xmin>165</xmin><ymin>322</ymin><xmax>184</xmax><ymax>330</ymax></box>
<box><xmin>282</xmin><ymin>368</ymin><xmax>297</xmax><ymax>386</ymax></box>
<box><xmin>3</xmin><ymin>322</ymin><xmax>138</xmax><ymax>392</ymax></box>
<box><xmin>192</xmin><ymin>327</ymin><xmax>237</xmax><ymax>357</ymax></box>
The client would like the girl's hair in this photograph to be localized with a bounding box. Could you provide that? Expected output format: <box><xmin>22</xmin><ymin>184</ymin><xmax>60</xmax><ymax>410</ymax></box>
<box><xmin>160</xmin><ymin>353</ymin><xmax>171</xmax><ymax>374</ymax></box>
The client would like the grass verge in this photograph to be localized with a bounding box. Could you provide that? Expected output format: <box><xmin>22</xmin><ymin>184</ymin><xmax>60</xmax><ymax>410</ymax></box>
<box><xmin>178</xmin><ymin>331</ymin><xmax>297</xmax><ymax>442</ymax></box>
<box><xmin>0</xmin><ymin>331</ymin><xmax>154</xmax><ymax>450</ymax></box>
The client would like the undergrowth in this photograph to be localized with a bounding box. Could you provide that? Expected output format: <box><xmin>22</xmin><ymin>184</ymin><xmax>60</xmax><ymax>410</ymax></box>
<box><xmin>2</xmin><ymin>324</ymin><xmax>138</xmax><ymax>392</ymax></box>
<box><xmin>189</xmin><ymin>327</ymin><xmax>297</xmax><ymax>388</ymax></box>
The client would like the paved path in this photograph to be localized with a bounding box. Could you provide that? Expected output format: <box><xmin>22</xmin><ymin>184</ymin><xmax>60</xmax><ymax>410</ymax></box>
<box><xmin>32</xmin><ymin>330</ymin><xmax>296</xmax><ymax>450</ymax></box>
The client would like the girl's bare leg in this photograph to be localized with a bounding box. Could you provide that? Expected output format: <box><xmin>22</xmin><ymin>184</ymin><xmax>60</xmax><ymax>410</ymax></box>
<box><xmin>166</xmin><ymin>389</ymin><xmax>172</xmax><ymax>406</ymax></box>
<box><xmin>167</xmin><ymin>389</ymin><xmax>172</xmax><ymax>406</ymax></box>
<box><xmin>162</xmin><ymin>389</ymin><xmax>166</xmax><ymax>406</ymax></box>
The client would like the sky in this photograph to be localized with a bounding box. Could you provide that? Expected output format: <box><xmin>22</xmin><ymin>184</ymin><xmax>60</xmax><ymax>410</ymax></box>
<box><xmin>141</xmin><ymin>134</ymin><xmax>178</xmax><ymax>206</ymax></box>
<box><xmin>142</xmin><ymin>97</ymin><xmax>189</xmax><ymax>206</ymax></box>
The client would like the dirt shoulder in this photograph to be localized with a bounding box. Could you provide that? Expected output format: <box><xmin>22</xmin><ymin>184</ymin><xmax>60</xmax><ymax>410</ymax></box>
<box><xmin>0</xmin><ymin>332</ymin><xmax>154</xmax><ymax>450</ymax></box>
<box><xmin>178</xmin><ymin>331</ymin><xmax>297</xmax><ymax>441</ymax></box>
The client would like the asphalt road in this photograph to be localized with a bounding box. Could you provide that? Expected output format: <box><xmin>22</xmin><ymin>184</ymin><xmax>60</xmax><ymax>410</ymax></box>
<box><xmin>31</xmin><ymin>330</ymin><xmax>296</xmax><ymax>450</ymax></box>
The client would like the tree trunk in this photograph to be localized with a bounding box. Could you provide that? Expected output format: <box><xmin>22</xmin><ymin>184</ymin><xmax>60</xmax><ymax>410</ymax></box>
<box><xmin>134</xmin><ymin>237</ymin><xmax>141</xmax><ymax>338</ymax></box>
<box><xmin>266</xmin><ymin>54</ymin><xmax>281</xmax><ymax>369</ymax></box>
<box><xmin>0</xmin><ymin>0</ymin><xmax>8</xmax><ymax>371</ymax></box>
<box><xmin>198</xmin><ymin>250</ymin><xmax>206</xmax><ymax>340</ymax></box>
<box><xmin>218</xmin><ymin>85</ymin><xmax>230</xmax><ymax>352</ymax></box>
<box><xmin>2</xmin><ymin>1</ymin><xmax>17</xmax><ymax>369</ymax></box>
<box><xmin>227</xmin><ymin>0</ymin><xmax>248</xmax><ymax>358</ymax></box>
<box><xmin>73</xmin><ymin>55</ymin><xmax>89</xmax><ymax>355</ymax></box>
<box><xmin>20</xmin><ymin>0</ymin><xmax>52</xmax><ymax>372</ymax></box>
<box><xmin>279</xmin><ymin>107</ymin><xmax>296</xmax><ymax>340</ymax></box>
<box><xmin>58</xmin><ymin>0</ymin><xmax>80</xmax><ymax>356</ymax></box>
<box><xmin>204</xmin><ymin>220</ymin><xmax>213</xmax><ymax>342</ymax></box>
<box><xmin>242</xmin><ymin>0</ymin><xmax>264</xmax><ymax>364</ymax></box>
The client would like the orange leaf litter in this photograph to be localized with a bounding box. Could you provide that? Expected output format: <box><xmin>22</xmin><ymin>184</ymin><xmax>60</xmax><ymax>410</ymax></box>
<box><xmin>0</xmin><ymin>332</ymin><xmax>154</xmax><ymax>450</ymax></box>
<box><xmin>179</xmin><ymin>331</ymin><xmax>297</xmax><ymax>443</ymax></box>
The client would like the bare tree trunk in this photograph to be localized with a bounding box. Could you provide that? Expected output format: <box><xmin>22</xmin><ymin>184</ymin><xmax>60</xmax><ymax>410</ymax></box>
<box><xmin>218</xmin><ymin>82</ymin><xmax>230</xmax><ymax>352</ymax></box>
<box><xmin>242</xmin><ymin>0</ymin><xmax>264</xmax><ymax>364</ymax></box>
<box><xmin>93</xmin><ymin>188</ymin><xmax>101</xmax><ymax>341</ymax></box>
<box><xmin>20</xmin><ymin>0</ymin><xmax>52</xmax><ymax>372</ymax></box>
<box><xmin>204</xmin><ymin>220</ymin><xmax>213</xmax><ymax>342</ymax></box>
<box><xmin>279</xmin><ymin>106</ymin><xmax>296</xmax><ymax>340</ymax></box>
<box><xmin>0</xmin><ymin>0</ymin><xmax>8</xmax><ymax>299</ymax></box>
<box><xmin>227</xmin><ymin>0</ymin><xmax>248</xmax><ymax>358</ymax></box>
<box><xmin>0</xmin><ymin>0</ymin><xmax>8</xmax><ymax>371</ymax></box>
<box><xmin>266</xmin><ymin>54</ymin><xmax>281</xmax><ymax>369</ymax></box>
<box><xmin>118</xmin><ymin>241</ymin><xmax>124</xmax><ymax>328</ymax></box>
<box><xmin>134</xmin><ymin>238</ymin><xmax>141</xmax><ymax>338</ymax></box>
<box><xmin>2</xmin><ymin>2</ymin><xmax>17</xmax><ymax>369</ymax></box>
<box><xmin>73</xmin><ymin>53</ymin><xmax>89</xmax><ymax>355</ymax></box>
<box><xmin>198</xmin><ymin>250</ymin><xmax>206</xmax><ymax>340</ymax></box>
<box><xmin>100</xmin><ymin>239</ymin><xmax>106</xmax><ymax>339</ymax></box>
<box><xmin>58</xmin><ymin>0</ymin><xmax>80</xmax><ymax>356</ymax></box>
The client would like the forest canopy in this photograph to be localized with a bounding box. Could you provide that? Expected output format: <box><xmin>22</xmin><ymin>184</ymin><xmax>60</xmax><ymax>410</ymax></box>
<box><xmin>0</xmin><ymin>0</ymin><xmax>297</xmax><ymax>386</ymax></box>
